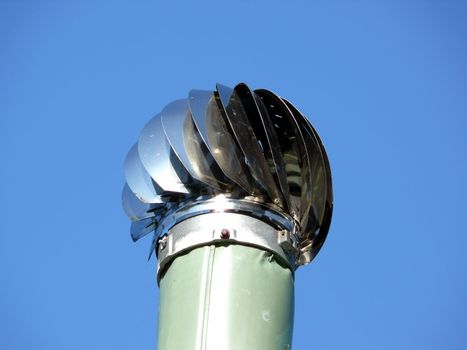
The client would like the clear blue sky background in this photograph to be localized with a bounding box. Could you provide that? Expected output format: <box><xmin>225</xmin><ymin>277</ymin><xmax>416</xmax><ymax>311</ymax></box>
<box><xmin>1</xmin><ymin>1</ymin><xmax>466</xmax><ymax>349</ymax></box>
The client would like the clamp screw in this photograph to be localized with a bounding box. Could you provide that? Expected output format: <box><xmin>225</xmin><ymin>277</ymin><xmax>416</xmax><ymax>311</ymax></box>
<box><xmin>220</xmin><ymin>228</ymin><xmax>230</xmax><ymax>239</ymax></box>
<box><xmin>158</xmin><ymin>236</ymin><xmax>167</xmax><ymax>251</ymax></box>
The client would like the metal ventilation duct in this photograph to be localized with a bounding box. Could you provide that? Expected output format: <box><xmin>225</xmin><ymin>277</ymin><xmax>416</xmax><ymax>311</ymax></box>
<box><xmin>122</xmin><ymin>82</ymin><xmax>333</xmax><ymax>274</ymax></box>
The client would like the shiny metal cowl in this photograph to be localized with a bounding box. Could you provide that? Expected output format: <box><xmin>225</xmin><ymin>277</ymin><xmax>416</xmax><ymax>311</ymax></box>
<box><xmin>122</xmin><ymin>83</ymin><xmax>333</xmax><ymax>268</ymax></box>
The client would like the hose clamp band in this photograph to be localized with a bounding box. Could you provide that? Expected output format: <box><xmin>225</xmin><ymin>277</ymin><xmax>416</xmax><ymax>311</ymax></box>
<box><xmin>156</xmin><ymin>204</ymin><xmax>299</xmax><ymax>281</ymax></box>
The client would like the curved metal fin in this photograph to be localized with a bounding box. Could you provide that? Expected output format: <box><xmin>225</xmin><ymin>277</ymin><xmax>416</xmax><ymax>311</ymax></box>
<box><xmin>252</xmin><ymin>93</ymin><xmax>292</xmax><ymax>213</ymax></box>
<box><xmin>124</xmin><ymin>143</ymin><xmax>163</xmax><ymax>203</ymax></box>
<box><xmin>271</xmin><ymin>98</ymin><xmax>313</xmax><ymax>238</ymax></box>
<box><xmin>183</xmin><ymin>108</ymin><xmax>229</xmax><ymax>192</ymax></box>
<box><xmin>188</xmin><ymin>90</ymin><xmax>211</xmax><ymax>148</ymax></box>
<box><xmin>130</xmin><ymin>217</ymin><xmax>156</xmax><ymax>242</ymax></box>
<box><xmin>309</xmin><ymin>125</ymin><xmax>333</xmax><ymax>205</ymax></box>
<box><xmin>122</xmin><ymin>183</ymin><xmax>157</xmax><ymax>221</ymax></box>
<box><xmin>232</xmin><ymin>83</ymin><xmax>286</xmax><ymax>209</ymax></box>
<box><xmin>148</xmin><ymin>236</ymin><xmax>156</xmax><ymax>260</ymax></box>
<box><xmin>216</xmin><ymin>83</ymin><xmax>283</xmax><ymax>205</ymax></box>
<box><xmin>306</xmin><ymin>140</ymin><xmax>333</xmax><ymax>262</ymax></box>
<box><xmin>188</xmin><ymin>89</ymin><xmax>253</xmax><ymax>194</ymax></box>
<box><xmin>282</xmin><ymin>99</ymin><xmax>329</xmax><ymax>240</ymax></box>
<box><xmin>138</xmin><ymin>113</ymin><xmax>190</xmax><ymax>194</ymax></box>
<box><xmin>161</xmin><ymin>100</ymin><xmax>201</xmax><ymax>182</ymax></box>
<box><xmin>284</xmin><ymin>99</ymin><xmax>333</xmax><ymax>259</ymax></box>
<box><xmin>254</xmin><ymin>90</ymin><xmax>309</xmax><ymax>221</ymax></box>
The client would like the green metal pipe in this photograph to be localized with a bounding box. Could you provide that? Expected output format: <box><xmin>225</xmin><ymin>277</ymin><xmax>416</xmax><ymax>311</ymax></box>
<box><xmin>157</xmin><ymin>244</ymin><xmax>294</xmax><ymax>350</ymax></box>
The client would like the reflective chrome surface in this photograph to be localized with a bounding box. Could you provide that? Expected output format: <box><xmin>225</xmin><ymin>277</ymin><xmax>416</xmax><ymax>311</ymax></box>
<box><xmin>122</xmin><ymin>183</ymin><xmax>156</xmax><ymax>221</ymax></box>
<box><xmin>285</xmin><ymin>99</ymin><xmax>333</xmax><ymax>263</ymax></box>
<box><xmin>189</xmin><ymin>89</ymin><xmax>250</xmax><ymax>192</ymax></box>
<box><xmin>131</xmin><ymin>217</ymin><xmax>157</xmax><ymax>242</ymax></box>
<box><xmin>253</xmin><ymin>93</ymin><xmax>292</xmax><ymax>215</ymax></box>
<box><xmin>216</xmin><ymin>83</ymin><xmax>283</xmax><ymax>206</ymax></box>
<box><xmin>124</xmin><ymin>144</ymin><xmax>162</xmax><ymax>203</ymax></box>
<box><xmin>283</xmin><ymin>99</ymin><xmax>326</xmax><ymax>234</ymax></box>
<box><xmin>122</xmin><ymin>83</ymin><xmax>333</xmax><ymax>268</ymax></box>
<box><xmin>255</xmin><ymin>90</ymin><xmax>306</xmax><ymax>220</ymax></box>
<box><xmin>183</xmin><ymin>107</ymin><xmax>228</xmax><ymax>191</ymax></box>
<box><xmin>161</xmin><ymin>100</ymin><xmax>200</xmax><ymax>184</ymax></box>
<box><xmin>138</xmin><ymin>113</ymin><xmax>190</xmax><ymax>194</ymax></box>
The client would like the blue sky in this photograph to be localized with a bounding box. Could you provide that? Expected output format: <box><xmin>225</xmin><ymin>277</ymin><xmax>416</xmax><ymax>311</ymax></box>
<box><xmin>1</xmin><ymin>0</ymin><xmax>466</xmax><ymax>349</ymax></box>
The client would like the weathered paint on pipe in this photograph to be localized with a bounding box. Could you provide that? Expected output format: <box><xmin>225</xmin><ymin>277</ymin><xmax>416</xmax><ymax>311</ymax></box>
<box><xmin>157</xmin><ymin>244</ymin><xmax>294</xmax><ymax>350</ymax></box>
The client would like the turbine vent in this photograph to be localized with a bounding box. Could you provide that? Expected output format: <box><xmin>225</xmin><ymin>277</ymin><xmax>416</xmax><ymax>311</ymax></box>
<box><xmin>122</xmin><ymin>83</ymin><xmax>333</xmax><ymax>267</ymax></box>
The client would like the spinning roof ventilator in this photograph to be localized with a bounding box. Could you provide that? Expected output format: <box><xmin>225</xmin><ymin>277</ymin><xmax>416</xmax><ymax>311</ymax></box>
<box><xmin>122</xmin><ymin>83</ymin><xmax>333</xmax><ymax>349</ymax></box>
